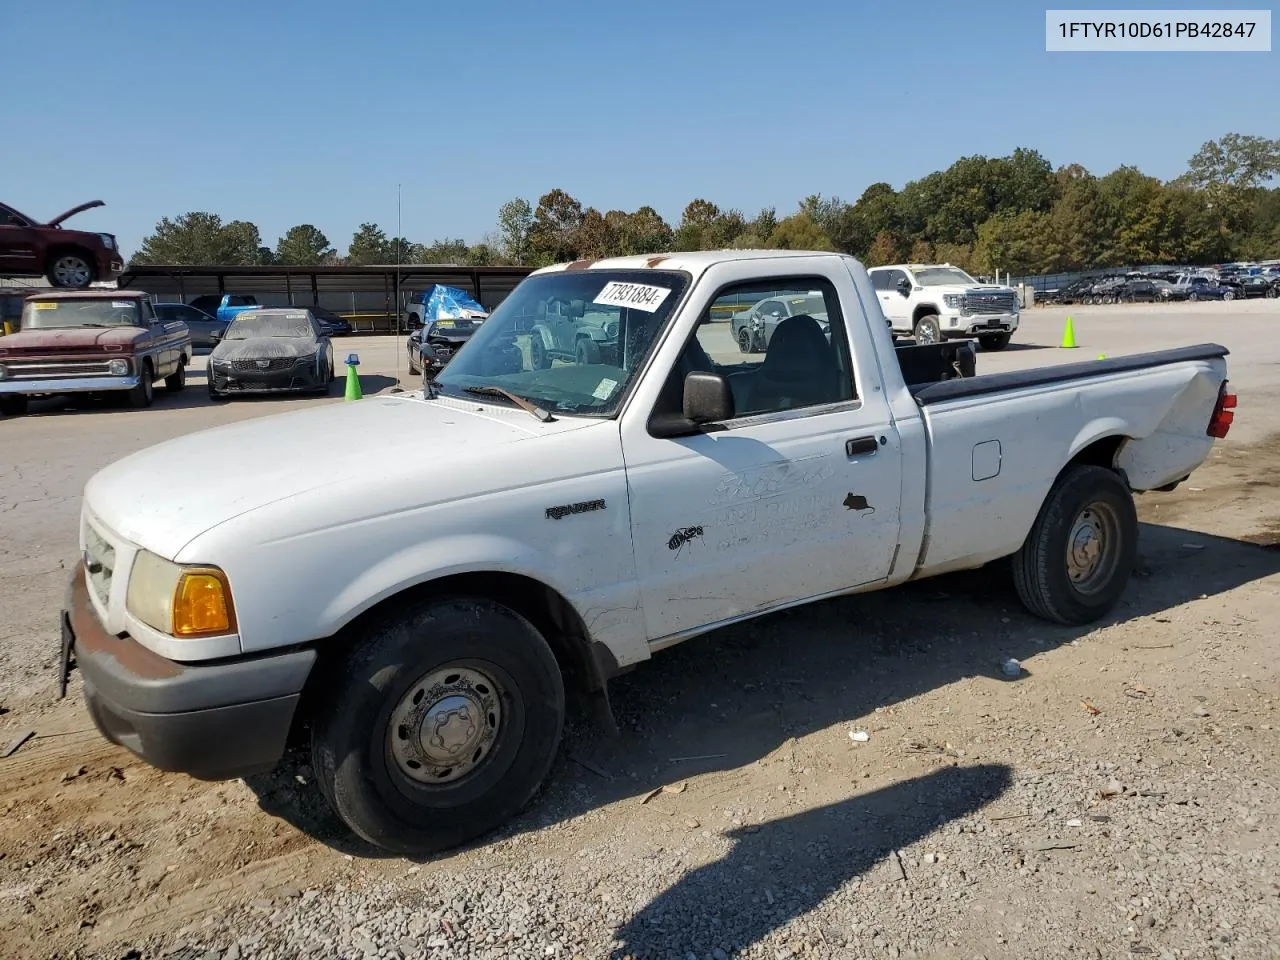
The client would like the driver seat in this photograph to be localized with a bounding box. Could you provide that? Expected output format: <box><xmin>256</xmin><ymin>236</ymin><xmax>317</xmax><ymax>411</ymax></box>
<box><xmin>742</xmin><ymin>315</ymin><xmax>846</xmax><ymax>414</ymax></box>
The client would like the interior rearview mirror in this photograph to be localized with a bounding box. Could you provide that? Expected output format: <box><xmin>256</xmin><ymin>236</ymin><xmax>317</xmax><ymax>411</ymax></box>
<box><xmin>683</xmin><ymin>371</ymin><xmax>734</xmax><ymax>424</ymax></box>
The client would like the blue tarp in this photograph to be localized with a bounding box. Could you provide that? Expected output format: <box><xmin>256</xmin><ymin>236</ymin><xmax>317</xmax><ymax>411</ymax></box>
<box><xmin>421</xmin><ymin>285</ymin><xmax>488</xmax><ymax>320</ymax></box>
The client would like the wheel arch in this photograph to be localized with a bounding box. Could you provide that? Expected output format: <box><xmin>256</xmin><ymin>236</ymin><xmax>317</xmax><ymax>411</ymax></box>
<box><xmin>912</xmin><ymin>304</ymin><xmax>940</xmax><ymax>324</ymax></box>
<box><xmin>295</xmin><ymin>570</ymin><xmax>616</xmax><ymax>737</ymax></box>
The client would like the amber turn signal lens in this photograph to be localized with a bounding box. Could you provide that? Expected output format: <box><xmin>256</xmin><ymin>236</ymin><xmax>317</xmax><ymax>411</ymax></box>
<box><xmin>172</xmin><ymin>570</ymin><xmax>235</xmax><ymax>637</ymax></box>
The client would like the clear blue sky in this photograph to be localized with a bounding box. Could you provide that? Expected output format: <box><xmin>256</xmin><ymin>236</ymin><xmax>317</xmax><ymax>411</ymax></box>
<box><xmin>3</xmin><ymin>0</ymin><xmax>1275</xmax><ymax>258</ymax></box>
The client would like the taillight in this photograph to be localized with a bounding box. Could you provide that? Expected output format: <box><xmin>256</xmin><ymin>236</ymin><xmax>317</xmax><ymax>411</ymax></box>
<box><xmin>1208</xmin><ymin>382</ymin><xmax>1237</xmax><ymax>439</ymax></box>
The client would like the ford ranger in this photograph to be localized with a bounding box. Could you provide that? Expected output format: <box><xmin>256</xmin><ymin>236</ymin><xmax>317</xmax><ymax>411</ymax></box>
<box><xmin>59</xmin><ymin>250</ymin><xmax>1234</xmax><ymax>855</ymax></box>
<box><xmin>869</xmin><ymin>263</ymin><xmax>1020</xmax><ymax>351</ymax></box>
<box><xmin>0</xmin><ymin>290</ymin><xmax>192</xmax><ymax>415</ymax></box>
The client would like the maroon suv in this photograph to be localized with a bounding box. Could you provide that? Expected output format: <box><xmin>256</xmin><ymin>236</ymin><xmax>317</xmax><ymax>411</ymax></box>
<box><xmin>0</xmin><ymin>200</ymin><xmax>123</xmax><ymax>289</ymax></box>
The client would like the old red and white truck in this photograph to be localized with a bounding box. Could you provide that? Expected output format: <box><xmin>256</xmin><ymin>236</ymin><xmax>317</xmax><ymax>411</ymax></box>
<box><xmin>0</xmin><ymin>289</ymin><xmax>191</xmax><ymax>414</ymax></box>
<box><xmin>60</xmin><ymin>250</ymin><xmax>1234</xmax><ymax>854</ymax></box>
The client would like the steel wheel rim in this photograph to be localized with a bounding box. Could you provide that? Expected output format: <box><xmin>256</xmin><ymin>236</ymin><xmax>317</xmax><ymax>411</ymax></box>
<box><xmin>53</xmin><ymin>256</ymin><xmax>90</xmax><ymax>286</ymax></box>
<box><xmin>389</xmin><ymin>664</ymin><xmax>504</xmax><ymax>785</ymax></box>
<box><xmin>1066</xmin><ymin>500</ymin><xmax>1122</xmax><ymax>595</ymax></box>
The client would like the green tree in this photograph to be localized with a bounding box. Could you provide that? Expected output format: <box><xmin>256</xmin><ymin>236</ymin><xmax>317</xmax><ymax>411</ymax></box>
<box><xmin>865</xmin><ymin>230</ymin><xmax>906</xmax><ymax>266</ymax></box>
<box><xmin>132</xmin><ymin>212</ymin><xmax>269</xmax><ymax>265</ymax></box>
<box><xmin>496</xmin><ymin>197</ymin><xmax>534</xmax><ymax>264</ymax></box>
<box><xmin>1185</xmin><ymin>133</ymin><xmax>1280</xmax><ymax>189</ymax></box>
<box><xmin>610</xmin><ymin>206</ymin><xmax>674</xmax><ymax>255</ymax></box>
<box><xmin>274</xmin><ymin>224</ymin><xmax>334</xmax><ymax>265</ymax></box>
<box><xmin>974</xmin><ymin>211</ymin><xmax>1051</xmax><ymax>275</ymax></box>
<box><xmin>767</xmin><ymin>213</ymin><xmax>835</xmax><ymax>251</ymax></box>
<box><xmin>575</xmin><ymin>208</ymin><xmax>617</xmax><ymax>259</ymax></box>
<box><xmin>417</xmin><ymin>238</ymin><xmax>469</xmax><ymax>264</ymax></box>
<box><xmin>347</xmin><ymin>223</ymin><xmax>392</xmax><ymax>264</ymax></box>
<box><xmin>529</xmin><ymin>189</ymin><xmax>584</xmax><ymax>264</ymax></box>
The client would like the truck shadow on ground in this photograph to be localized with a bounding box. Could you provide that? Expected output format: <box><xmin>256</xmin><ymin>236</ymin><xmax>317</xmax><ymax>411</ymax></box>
<box><xmin>246</xmin><ymin>520</ymin><xmax>1279</xmax><ymax>868</ymax></box>
<box><xmin>610</xmin><ymin>763</ymin><xmax>1012</xmax><ymax>958</ymax></box>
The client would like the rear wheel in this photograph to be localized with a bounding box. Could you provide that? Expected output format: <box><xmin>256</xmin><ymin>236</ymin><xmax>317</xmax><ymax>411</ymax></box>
<box><xmin>1223</xmin><ymin>289</ymin><xmax>1235</xmax><ymax>301</ymax></box>
<box><xmin>737</xmin><ymin>327</ymin><xmax>755</xmax><ymax>353</ymax></box>
<box><xmin>127</xmin><ymin>363</ymin><xmax>154</xmax><ymax>408</ymax></box>
<box><xmin>913</xmin><ymin>314</ymin><xmax>941</xmax><ymax>345</ymax></box>
<box><xmin>164</xmin><ymin>361</ymin><xmax>186</xmax><ymax>392</ymax></box>
<box><xmin>529</xmin><ymin>336</ymin><xmax>550</xmax><ymax>370</ymax></box>
<box><xmin>311</xmin><ymin>597</ymin><xmax>566</xmax><ymax>856</ymax></box>
<box><xmin>1188</xmin><ymin>291</ymin><xmax>1200</xmax><ymax>302</ymax></box>
<box><xmin>978</xmin><ymin>333</ymin><xmax>1011</xmax><ymax>351</ymax></box>
<box><xmin>0</xmin><ymin>395</ymin><xmax>28</xmax><ymax>416</ymax></box>
<box><xmin>1012</xmin><ymin>464</ymin><xmax>1137</xmax><ymax>625</ymax></box>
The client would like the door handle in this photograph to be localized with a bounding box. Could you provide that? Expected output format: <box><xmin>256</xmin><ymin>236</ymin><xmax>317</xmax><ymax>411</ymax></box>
<box><xmin>845</xmin><ymin>436</ymin><xmax>879</xmax><ymax>457</ymax></box>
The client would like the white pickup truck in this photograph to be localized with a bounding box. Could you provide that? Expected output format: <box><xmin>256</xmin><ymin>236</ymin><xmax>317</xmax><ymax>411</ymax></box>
<box><xmin>61</xmin><ymin>250</ymin><xmax>1236</xmax><ymax>855</ymax></box>
<box><xmin>868</xmin><ymin>263</ymin><xmax>1021</xmax><ymax>351</ymax></box>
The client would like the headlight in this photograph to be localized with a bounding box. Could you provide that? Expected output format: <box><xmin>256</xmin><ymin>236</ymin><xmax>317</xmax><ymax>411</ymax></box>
<box><xmin>295</xmin><ymin>352</ymin><xmax>317</xmax><ymax>365</ymax></box>
<box><xmin>107</xmin><ymin>358</ymin><xmax>129</xmax><ymax>376</ymax></box>
<box><xmin>97</xmin><ymin>233</ymin><xmax>117</xmax><ymax>250</ymax></box>
<box><xmin>0</xmin><ymin>363</ymin><xmax>8</xmax><ymax>380</ymax></box>
<box><xmin>943</xmin><ymin>294</ymin><xmax>964</xmax><ymax>309</ymax></box>
<box><xmin>126</xmin><ymin>550</ymin><xmax>236</xmax><ymax>638</ymax></box>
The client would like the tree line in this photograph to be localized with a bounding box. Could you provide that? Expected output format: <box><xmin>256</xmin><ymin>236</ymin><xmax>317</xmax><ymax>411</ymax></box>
<box><xmin>131</xmin><ymin>133</ymin><xmax>1280</xmax><ymax>277</ymax></box>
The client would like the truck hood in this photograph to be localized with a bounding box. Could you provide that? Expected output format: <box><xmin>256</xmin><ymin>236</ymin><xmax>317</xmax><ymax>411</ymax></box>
<box><xmin>929</xmin><ymin>284</ymin><xmax>1016</xmax><ymax>296</ymax></box>
<box><xmin>84</xmin><ymin>394</ymin><xmax>593</xmax><ymax>560</ymax></box>
<box><xmin>46</xmin><ymin>200</ymin><xmax>105</xmax><ymax>227</ymax></box>
<box><xmin>0</xmin><ymin>326</ymin><xmax>142</xmax><ymax>354</ymax></box>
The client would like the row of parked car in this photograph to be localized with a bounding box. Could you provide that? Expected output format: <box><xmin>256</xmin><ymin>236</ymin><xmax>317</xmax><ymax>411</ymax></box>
<box><xmin>1044</xmin><ymin>270</ymin><xmax>1280</xmax><ymax>305</ymax></box>
<box><xmin>0</xmin><ymin>288</ymin><xmax>356</xmax><ymax>415</ymax></box>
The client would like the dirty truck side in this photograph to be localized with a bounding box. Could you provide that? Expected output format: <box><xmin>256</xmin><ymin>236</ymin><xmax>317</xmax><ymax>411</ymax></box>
<box><xmin>60</xmin><ymin>250</ymin><xmax>1235</xmax><ymax>855</ymax></box>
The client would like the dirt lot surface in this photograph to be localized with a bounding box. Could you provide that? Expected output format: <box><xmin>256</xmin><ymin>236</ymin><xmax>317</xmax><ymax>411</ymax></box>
<box><xmin>1</xmin><ymin>301</ymin><xmax>1278</xmax><ymax>959</ymax></box>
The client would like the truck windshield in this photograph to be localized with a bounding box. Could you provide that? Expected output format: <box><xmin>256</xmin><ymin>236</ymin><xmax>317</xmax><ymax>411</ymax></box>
<box><xmin>432</xmin><ymin>269</ymin><xmax>690</xmax><ymax>417</ymax></box>
<box><xmin>21</xmin><ymin>299</ymin><xmax>140</xmax><ymax>330</ymax></box>
<box><xmin>914</xmin><ymin>267</ymin><xmax>978</xmax><ymax>286</ymax></box>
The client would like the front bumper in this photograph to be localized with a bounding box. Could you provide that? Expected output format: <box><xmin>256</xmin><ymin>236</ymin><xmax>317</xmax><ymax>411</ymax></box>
<box><xmin>941</xmin><ymin>313</ymin><xmax>1019</xmax><ymax>337</ymax></box>
<box><xmin>0</xmin><ymin>375</ymin><xmax>138</xmax><ymax>396</ymax></box>
<box><xmin>62</xmin><ymin>563</ymin><xmax>316</xmax><ymax>780</ymax></box>
<box><xmin>209</xmin><ymin>362</ymin><xmax>325</xmax><ymax>394</ymax></box>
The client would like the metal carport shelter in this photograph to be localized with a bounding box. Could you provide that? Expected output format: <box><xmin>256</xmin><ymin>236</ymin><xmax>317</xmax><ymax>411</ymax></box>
<box><xmin>116</xmin><ymin>264</ymin><xmax>535</xmax><ymax>333</ymax></box>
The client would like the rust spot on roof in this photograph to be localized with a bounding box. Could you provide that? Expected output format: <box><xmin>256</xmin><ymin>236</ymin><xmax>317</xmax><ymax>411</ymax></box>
<box><xmin>563</xmin><ymin>259</ymin><xmax>598</xmax><ymax>271</ymax></box>
<box><xmin>645</xmin><ymin>256</ymin><xmax>670</xmax><ymax>268</ymax></box>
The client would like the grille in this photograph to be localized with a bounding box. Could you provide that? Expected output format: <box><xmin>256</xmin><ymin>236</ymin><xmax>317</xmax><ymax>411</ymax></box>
<box><xmin>3</xmin><ymin>359</ymin><xmax>115</xmax><ymax>379</ymax></box>
<box><xmin>83</xmin><ymin>522</ymin><xmax>116</xmax><ymax>608</ymax></box>
<box><xmin>963</xmin><ymin>293</ymin><xmax>1017</xmax><ymax>316</ymax></box>
<box><xmin>229</xmin><ymin>357</ymin><xmax>296</xmax><ymax>372</ymax></box>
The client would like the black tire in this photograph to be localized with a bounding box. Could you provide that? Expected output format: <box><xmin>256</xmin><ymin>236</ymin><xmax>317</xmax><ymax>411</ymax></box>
<box><xmin>1188</xmin><ymin>291</ymin><xmax>1199</xmax><ymax>302</ymax></box>
<box><xmin>1266</xmin><ymin>286</ymin><xmax>1278</xmax><ymax>299</ymax></box>
<box><xmin>913</xmin><ymin>314</ymin><xmax>941</xmax><ymax>345</ymax></box>
<box><xmin>529</xmin><ymin>336</ymin><xmax>550</xmax><ymax>370</ymax></box>
<box><xmin>127</xmin><ymin>363</ymin><xmax>154</xmax><ymax>408</ymax></box>
<box><xmin>164</xmin><ymin>361</ymin><xmax>186</xmax><ymax>392</ymax></box>
<box><xmin>407</xmin><ymin>349</ymin><xmax>420</xmax><ymax>376</ymax></box>
<box><xmin>0</xmin><ymin>395</ymin><xmax>28</xmax><ymax>416</ymax></box>
<box><xmin>1012</xmin><ymin>464</ymin><xmax>1138</xmax><ymax>625</ymax></box>
<box><xmin>46</xmin><ymin>250</ymin><xmax>95</xmax><ymax>289</ymax></box>
<box><xmin>1223</xmin><ymin>289</ymin><xmax>1235</xmax><ymax>301</ymax></box>
<box><xmin>575</xmin><ymin>337</ymin><xmax>602</xmax><ymax>364</ymax></box>
<box><xmin>312</xmin><ymin>596</ymin><xmax>566</xmax><ymax>856</ymax></box>
<box><xmin>978</xmin><ymin>333</ymin><xmax>1011</xmax><ymax>352</ymax></box>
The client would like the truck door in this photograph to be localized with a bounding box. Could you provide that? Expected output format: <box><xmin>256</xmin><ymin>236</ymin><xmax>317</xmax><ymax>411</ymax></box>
<box><xmin>874</xmin><ymin>268</ymin><xmax>913</xmax><ymax>330</ymax></box>
<box><xmin>620</xmin><ymin>262</ymin><xmax>904</xmax><ymax>643</ymax></box>
<box><xmin>0</xmin><ymin>205</ymin><xmax>39</xmax><ymax>273</ymax></box>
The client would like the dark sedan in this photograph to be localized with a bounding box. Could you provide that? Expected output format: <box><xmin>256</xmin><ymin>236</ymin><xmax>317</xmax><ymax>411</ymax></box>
<box><xmin>310</xmin><ymin>305</ymin><xmax>354</xmax><ymax>336</ymax></box>
<box><xmin>155</xmin><ymin>302</ymin><xmax>227</xmax><ymax>347</ymax></box>
<box><xmin>1233</xmin><ymin>276</ymin><xmax>1278</xmax><ymax>299</ymax></box>
<box><xmin>406</xmin><ymin>315</ymin><xmax>484</xmax><ymax>377</ymax></box>
<box><xmin>207</xmin><ymin>309</ymin><xmax>334</xmax><ymax>400</ymax></box>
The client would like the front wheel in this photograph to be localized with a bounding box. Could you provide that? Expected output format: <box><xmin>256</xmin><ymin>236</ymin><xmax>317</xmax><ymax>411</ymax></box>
<box><xmin>529</xmin><ymin>336</ymin><xmax>550</xmax><ymax>370</ymax></box>
<box><xmin>978</xmin><ymin>333</ymin><xmax>1011</xmax><ymax>352</ymax></box>
<box><xmin>736</xmin><ymin>327</ymin><xmax>755</xmax><ymax>353</ymax></box>
<box><xmin>312</xmin><ymin>596</ymin><xmax>566</xmax><ymax>856</ymax></box>
<box><xmin>1223</xmin><ymin>289</ymin><xmax>1235</xmax><ymax>301</ymax></box>
<box><xmin>127</xmin><ymin>364</ymin><xmax>154</xmax><ymax>408</ymax></box>
<box><xmin>576</xmin><ymin>337</ymin><xmax>602</xmax><ymax>364</ymax></box>
<box><xmin>1012</xmin><ymin>464</ymin><xmax>1137</xmax><ymax>625</ymax></box>
<box><xmin>0</xmin><ymin>395</ymin><xmax>28</xmax><ymax>416</ymax></box>
<box><xmin>913</xmin><ymin>314</ymin><xmax>941</xmax><ymax>345</ymax></box>
<box><xmin>1266</xmin><ymin>286</ymin><xmax>1278</xmax><ymax>299</ymax></box>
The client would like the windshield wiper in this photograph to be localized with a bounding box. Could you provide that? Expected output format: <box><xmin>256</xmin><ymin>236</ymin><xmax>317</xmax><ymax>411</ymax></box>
<box><xmin>462</xmin><ymin>385</ymin><xmax>556</xmax><ymax>422</ymax></box>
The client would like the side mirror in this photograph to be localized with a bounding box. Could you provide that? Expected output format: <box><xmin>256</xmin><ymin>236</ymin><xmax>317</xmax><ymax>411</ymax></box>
<box><xmin>209</xmin><ymin>329</ymin><xmax>222</xmax><ymax>342</ymax></box>
<box><xmin>897</xmin><ymin>278</ymin><xmax>912</xmax><ymax>297</ymax></box>
<box><xmin>683</xmin><ymin>371</ymin><xmax>734</xmax><ymax>424</ymax></box>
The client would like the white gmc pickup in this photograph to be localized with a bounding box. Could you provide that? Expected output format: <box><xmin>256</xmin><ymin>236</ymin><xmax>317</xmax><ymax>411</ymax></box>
<box><xmin>61</xmin><ymin>249</ymin><xmax>1236</xmax><ymax>855</ymax></box>
<box><xmin>868</xmin><ymin>263</ymin><xmax>1021</xmax><ymax>351</ymax></box>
